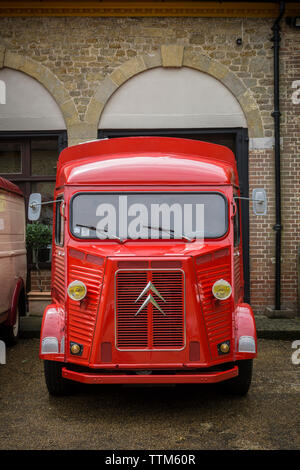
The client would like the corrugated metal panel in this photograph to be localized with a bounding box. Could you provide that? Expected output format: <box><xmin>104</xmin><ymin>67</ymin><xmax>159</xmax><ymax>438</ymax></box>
<box><xmin>67</xmin><ymin>253</ymin><xmax>104</xmax><ymax>350</ymax></box>
<box><xmin>196</xmin><ymin>249</ymin><xmax>232</xmax><ymax>355</ymax></box>
<box><xmin>234</xmin><ymin>253</ymin><xmax>241</xmax><ymax>303</ymax></box>
<box><xmin>52</xmin><ymin>251</ymin><xmax>65</xmax><ymax>303</ymax></box>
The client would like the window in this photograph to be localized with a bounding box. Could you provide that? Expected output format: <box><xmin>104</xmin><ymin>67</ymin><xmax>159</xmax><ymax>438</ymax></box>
<box><xmin>31</xmin><ymin>139</ymin><xmax>58</xmax><ymax>176</ymax></box>
<box><xmin>234</xmin><ymin>198</ymin><xmax>240</xmax><ymax>247</ymax></box>
<box><xmin>0</xmin><ymin>132</ymin><xmax>67</xmax><ymax>271</ymax></box>
<box><xmin>0</xmin><ymin>142</ymin><xmax>22</xmax><ymax>173</ymax></box>
<box><xmin>55</xmin><ymin>196</ymin><xmax>64</xmax><ymax>246</ymax></box>
<box><xmin>0</xmin><ymin>133</ymin><xmax>67</xmax><ymax>226</ymax></box>
<box><xmin>71</xmin><ymin>192</ymin><xmax>228</xmax><ymax>240</ymax></box>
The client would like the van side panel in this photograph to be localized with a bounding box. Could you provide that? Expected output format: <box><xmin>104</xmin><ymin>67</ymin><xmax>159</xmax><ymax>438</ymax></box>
<box><xmin>0</xmin><ymin>190</ymin><xmax>26</xmax><ymax>315</ymax></box>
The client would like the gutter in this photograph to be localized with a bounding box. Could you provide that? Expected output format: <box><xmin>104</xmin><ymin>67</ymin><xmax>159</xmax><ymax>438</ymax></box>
<box><xmin>271</xmin><ymin>0</ymin><xmax>285</xmax><ymax>311</ymax></box>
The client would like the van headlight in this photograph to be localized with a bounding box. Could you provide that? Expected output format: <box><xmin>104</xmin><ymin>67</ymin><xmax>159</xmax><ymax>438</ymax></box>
<box><xmin>212</xmin><ymin>279</ymin><xmax>232</xmax><ymax>300</ymax></box>
<box><xmin>67</xmin><ymin>280</ymin><xmax>87</xmax><ymax>301</ymax></box>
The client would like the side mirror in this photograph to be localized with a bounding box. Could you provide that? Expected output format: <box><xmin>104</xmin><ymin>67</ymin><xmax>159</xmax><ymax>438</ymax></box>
<box><xmin>28</xmin><ymin>193</ymin><xmax>42</xmax><ymax>221</ymax></box>
<box><xmin>252</xmin><ymin>189</ymin><xmax>267</xmax><ymax>216</ymax></box>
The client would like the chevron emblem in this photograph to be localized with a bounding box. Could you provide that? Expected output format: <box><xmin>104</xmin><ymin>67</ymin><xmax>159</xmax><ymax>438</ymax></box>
<box><xmin>134</xmin><ymin>281</ymin><xmax>166</xmax><ymax>316</ymax></box>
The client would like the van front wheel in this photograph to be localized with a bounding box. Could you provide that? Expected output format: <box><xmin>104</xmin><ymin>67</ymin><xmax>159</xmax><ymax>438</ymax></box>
<box><xmin>44</xmin><ymin>360</ymin><xmax>74</xmax><ymax>396</ymax></box>
<box><xmin>1</xmin><ymin>305</ymin><xmax>20</xmax><ymax>346</ymax></box>
<box><xmin>220</xmin><ymin>359</ymin><xmax>253</xmax><ymax>396</ymax></box>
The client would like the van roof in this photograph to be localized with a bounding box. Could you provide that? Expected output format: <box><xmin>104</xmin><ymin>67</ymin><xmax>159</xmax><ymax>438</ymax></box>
<box><xmin>0</xmin><ymin>177</ymin><xmax>23</xmax><ymax>197</ymax></box>
<box><xmin>57</xmin><ymin>137</ymin><xmax>238</xmax><ymax>187</ymax></box>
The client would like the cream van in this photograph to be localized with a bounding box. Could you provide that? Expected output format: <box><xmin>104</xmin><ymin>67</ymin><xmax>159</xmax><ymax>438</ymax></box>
<box><xmin>0</xmin><ymin>177</ymin><xmax>27</xmax><ymax>345</ymax></box>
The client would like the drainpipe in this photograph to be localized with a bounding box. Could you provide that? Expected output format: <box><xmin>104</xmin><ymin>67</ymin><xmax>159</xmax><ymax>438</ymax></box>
<box><xmin>271</xmin><ymin>0</ymin><xmax>285</xmax><ymax>311</ymax></box>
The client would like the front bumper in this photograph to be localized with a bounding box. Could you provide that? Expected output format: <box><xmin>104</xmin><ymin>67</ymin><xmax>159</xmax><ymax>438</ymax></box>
<box><xmin>62</xmin><ymin>366</ymin><xmax>238</xmax><ymax>384</ymax></box>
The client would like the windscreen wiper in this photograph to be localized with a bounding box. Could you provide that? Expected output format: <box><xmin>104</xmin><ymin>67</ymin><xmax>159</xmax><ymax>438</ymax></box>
<box><xmin>75</xmin><ymin>224</ymin><xmax>124</xmax><ymax>243</ymax></box>
<box><xmin>143</xmin><ymin>225</ymin><xmax>194</xmax><ymax>242</ymax></box>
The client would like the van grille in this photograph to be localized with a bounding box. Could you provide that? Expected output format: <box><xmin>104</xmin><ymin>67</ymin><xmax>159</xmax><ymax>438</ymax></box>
<box><xmin>116</xmin><ymin>270</ymin><xmax>185</xmax><ymax>350</ymax></box>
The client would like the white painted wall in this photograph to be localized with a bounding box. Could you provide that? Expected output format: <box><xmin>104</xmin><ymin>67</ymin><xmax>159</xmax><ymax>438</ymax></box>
<box><xmin>0</xmin><ymin>68</ymin><xmax>66</xmax><ymax>131</ymax></box>
<box><xmin>99</xmin><ymin>67</ymin><xmax>247</xmax><ymax>129</ymax></box>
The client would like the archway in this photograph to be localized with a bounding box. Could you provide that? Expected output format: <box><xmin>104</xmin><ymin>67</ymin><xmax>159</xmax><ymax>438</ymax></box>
<box><xmin>98</xmin><ymin>66</ymin><xmax>247</xmax><ymax>129</ymax></box>
<box><xmin>86</xmin><ymin>47</ymin><xmax>263</xmax><ymax>139</ymax></box>
<box><xmin>0</xmin><ymin>49</ymin><xmax>78</xmax><ymax>130</ymax></box>
<box><xmin>0</xmin><ymin>68</ymin><xmax>66</xmax><ymax>130</ymax></box>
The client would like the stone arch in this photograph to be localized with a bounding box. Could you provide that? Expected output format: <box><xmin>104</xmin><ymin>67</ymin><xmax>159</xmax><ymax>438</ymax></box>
<box><xmin>86</xmin><ymin>45</ymin><xmax>263</xmax><ymax>139</ymax></box>
<box><xmin>0</xmin><ymin>47</ymin><xmax>79</xmax><ymax>134</ymax></box>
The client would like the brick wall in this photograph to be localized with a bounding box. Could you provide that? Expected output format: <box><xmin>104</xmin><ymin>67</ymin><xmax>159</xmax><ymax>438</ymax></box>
<box><xmin>249</xmin><ymin>148</ymin><xmax>276</xmax><ymax>310</ymax></box>
<box><xmin>30</xmin><ymin>269</ymin><xmax>52</xmax><ymax>292</ymax></box>
<box><xmin>0</xmin><ymin>16</ymin><xmax>299</xmax><ymax>315</ymax></box>
<box><xmin>280</xmin><ymin>26</ymin><xmax>300</xmax><ymax>313</ymax></box>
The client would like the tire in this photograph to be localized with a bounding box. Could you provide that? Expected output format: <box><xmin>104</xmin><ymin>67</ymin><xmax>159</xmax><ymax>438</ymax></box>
<box><xmin>220</xmin><ymin>359</ymin><xmax>253</xmax><ymax>396</ymax></box>
<box><xmin>44</xmin><ymin>360</ymin><xmax>75</xmax><ymax>396</ymax></box>
<box><xmin>1</xmin><ymin>305</ymin><xmax>20</xmax><ymax>346</ymax></box>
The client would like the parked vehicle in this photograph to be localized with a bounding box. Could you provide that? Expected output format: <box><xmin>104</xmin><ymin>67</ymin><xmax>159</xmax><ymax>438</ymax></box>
<box><xmin>29</xmin><ymin>137</ymin><xmax>266</xmax><ymax>396</ymax></box>
<box><xmin>0</xmin><ymin>177</ymin><xmax>27</xmax><ymax>345</ymax></box>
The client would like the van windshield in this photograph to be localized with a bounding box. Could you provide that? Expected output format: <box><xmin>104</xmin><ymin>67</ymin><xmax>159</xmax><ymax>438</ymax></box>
<box><xmin>71</xmin><ymin>192</ymin><xmax>228</xmax><ymax>240</ymax></box>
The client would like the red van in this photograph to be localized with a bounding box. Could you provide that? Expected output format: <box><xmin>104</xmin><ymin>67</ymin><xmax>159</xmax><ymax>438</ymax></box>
<box><xmin>30</xmin><ymin>137</ymin><xmax>263</xmax><ymax>396</ymax></box>
<box><xmin>0</xmin><ymin>177</ymin><xmax>27</xmax><ymax>345</ymax></box>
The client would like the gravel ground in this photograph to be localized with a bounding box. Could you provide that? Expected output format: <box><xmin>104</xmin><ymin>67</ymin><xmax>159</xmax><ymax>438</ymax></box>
<box><xmin>0</xmin><ymin>338</ymin><xmax>299</xmax><ymax>450</ymax></box>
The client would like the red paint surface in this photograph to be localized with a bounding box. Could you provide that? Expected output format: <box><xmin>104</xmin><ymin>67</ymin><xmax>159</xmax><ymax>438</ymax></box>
<box><xmin>40</xmin><ymin>137</ymin><xmax>257</xmax><ymax>384</ymax></box>
<box><xmin>0</xmin><ymin>176</ymin><xmax>23</xmax><ymax>197</ymax></box>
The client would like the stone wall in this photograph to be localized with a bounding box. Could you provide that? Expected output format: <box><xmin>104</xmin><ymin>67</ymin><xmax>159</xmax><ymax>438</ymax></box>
<box><xmin>0</xmin><ymin>16</ymin><xmax>299</xmax><ymax>314</ymax></box>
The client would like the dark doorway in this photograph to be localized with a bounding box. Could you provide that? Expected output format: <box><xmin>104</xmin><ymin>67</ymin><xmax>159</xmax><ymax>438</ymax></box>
<box><xmin>98</xmin><ymin>128</ymin><xmax>250</xmax><ymax>302</ymax></box>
